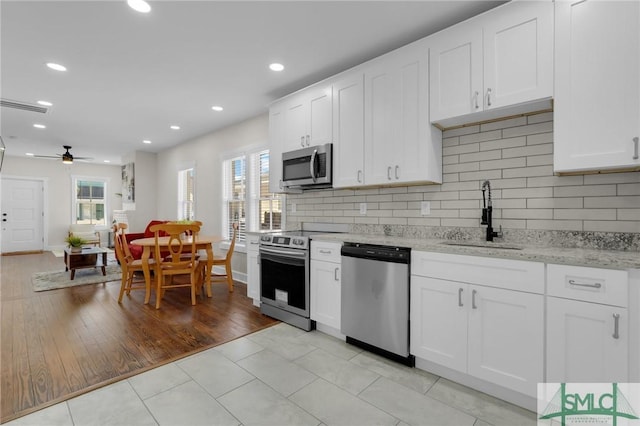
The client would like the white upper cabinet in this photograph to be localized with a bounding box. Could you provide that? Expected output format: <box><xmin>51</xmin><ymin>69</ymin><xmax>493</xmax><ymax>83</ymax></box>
<box><xmin>554</xmin><ymin>0</ymin><xmax>640</xmax><ymax>173</ymax></box>
<box><xmin>332</xmin><ymin>72</ymin><xmax>365</xmax><ymax>188</ymax></box>
<box><xmin>363</xmin><ymin>42</ymin><xmax>442</xmax><ymax>186</ymax></box>
<box><xmin>430</xmin><ymin>1</ymin><xmax>553</xmax><ymax>128</ymax></box>
<box><xmin>282</xmin><ymin>85</ymin><xmax>333</xmax><ymax>152</ymax></box>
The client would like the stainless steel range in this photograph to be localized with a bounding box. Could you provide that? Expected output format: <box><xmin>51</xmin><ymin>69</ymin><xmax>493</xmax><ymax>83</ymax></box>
<box><xmin>259</xmin><ymin>223</ymin><xmax>347</xmax><ymax>331</ymax></box>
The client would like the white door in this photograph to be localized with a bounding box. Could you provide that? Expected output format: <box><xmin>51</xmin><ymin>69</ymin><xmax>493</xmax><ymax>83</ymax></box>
<box><xmin>310</xmin><ymin>259</ymin><xmax>341</xmax><ymax>329</ymax></box>
<box><xmin>429</xmin><ymin>24</ymin><xmax>483</xmax><ymax>122</ymax></box>
<box><xmin>332</xmin><ymin>73</ymin><xmax>364</xmax><ymax>188</ymax></box>
<box><xmin>547</xmin><ymin>297</ymin><xmax>629</xmax><ymax>383</ymax></box>
<box><xmin>1</xmin><ymin>178</ymin><xmax>44</xmax><ymax>253</ymax></box>
<box><xmin>554</xmin><ymin>0</ymin><xmax>640</xmax><ymax>172</ymax></box>
<box><xmin>467</xmin><ymin>285</ymin><xmax>544</xmax><ymax>397</ymax></box>
<box><xmin>483</xmin><ymin>1</ymin><xmax>553</xmax><ymax>110</ymax></box>
<box><xmin>410</xmin><ymin>276</ymin><xmax>467</xmax><ymax>373</ymax></box>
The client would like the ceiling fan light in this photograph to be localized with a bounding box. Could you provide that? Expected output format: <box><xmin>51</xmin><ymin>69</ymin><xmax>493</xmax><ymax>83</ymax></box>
<box><xmin>62</xmin><ymin>152</ymin><xmax>73</xmax><ymax>164</ymax></box>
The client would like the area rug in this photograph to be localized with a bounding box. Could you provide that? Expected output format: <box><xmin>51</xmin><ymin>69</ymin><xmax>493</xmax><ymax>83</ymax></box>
<box><xmin>32</xmin><ymin>265</ymin><xmax>122</xmax><ymax>292</ymax></box>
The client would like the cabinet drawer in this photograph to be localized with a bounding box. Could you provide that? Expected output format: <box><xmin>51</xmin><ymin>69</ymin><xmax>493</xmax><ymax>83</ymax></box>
<box><xmin>246</xmin><ymin>235</ymin><xmax>260</xmax><ymax>253</ymax></box>
<box><xmin>412</xmin><ymin>251</ymin><xmax>544</xmax><ymax>294</ymax></box>
<box><xmin>547</xmin><ymin>264</ymin><xmax>628</xmax><ymax>307</ymax></box>
<box><xmin>311</xmin><ymin>241</ymin><xmax>342</xmax><ymax>263</ymax></box>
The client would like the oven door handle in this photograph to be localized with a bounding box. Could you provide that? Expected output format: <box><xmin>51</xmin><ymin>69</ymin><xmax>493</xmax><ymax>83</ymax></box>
<box><xmin>259</xmin><ymin>246</ymin><xmax>307</xmax><ymax>258</ymax></box>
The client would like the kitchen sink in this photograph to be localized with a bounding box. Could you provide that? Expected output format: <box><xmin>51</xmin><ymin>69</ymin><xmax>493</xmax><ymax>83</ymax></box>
<box><xmin>440</xmin><ymin>241</ymin><xmax>523</xmax><ymax>250</ymax></box>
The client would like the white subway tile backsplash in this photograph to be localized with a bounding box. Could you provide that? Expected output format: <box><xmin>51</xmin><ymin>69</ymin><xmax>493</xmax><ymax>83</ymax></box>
<box><xmin>286</xmin><ymin>117</ymin><xmax>639</xmax><ymax>239</ymax></box>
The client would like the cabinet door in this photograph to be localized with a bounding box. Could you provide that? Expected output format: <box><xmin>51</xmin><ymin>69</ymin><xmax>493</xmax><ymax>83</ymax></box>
<box><xmin>482</xmin><ymin>1</ymin><xmax>553</xmax><ymax>110</ymax></box>
<box><xmin>307</xmin><ymin>86</ymin><xmax>333</xmax><ymax>147</ymax></box>
<box><xmin>268</xmin><ymin>104</ymin><xmax>285</xmax><ymax>193</ymax></box>
<box><xmin>547</xmin><ymin>297</ymin><xmax>629</xmax><ymax>383</ymax></box>
<box><xmin>247</xmin><ymin>249</ymin><xmax>260</xmax><ymax>302</ymax></box>
<box><xmin>310</xmin><ymin>259</ymin><xmax>341</xmax><ymax>329</ymax></box>
<box><xmin>467</xmin><ymin>285</ymin><xmax>543</xmax><ymax>397</ymax></box>
<box><xmin>410</xmin><ymin>276</ymin><xmax>467</xmax><ymax>372</ymax></box>
<box><xmin>554</xmin><ymin>0</ymin><xmax>640</xmax><ymax>173</ymax></box>
<box><xmin>333</xmin><ymin>73</ymin><xmax>365</xmax><ymax>188</ymax></box>
<box><xmin>364</xmin><ymin>57</ymin><xmax>397</xmax><ymax>185</ymax></box>
<box><xmin>429</xmin><ymin>23</ymin><xmax>483</xmax><ymax>123</ymax></box>
<box><xmin>283</xmin><ymin>95</ymin><xmax>308</xmax><ymax>152</ymax></box>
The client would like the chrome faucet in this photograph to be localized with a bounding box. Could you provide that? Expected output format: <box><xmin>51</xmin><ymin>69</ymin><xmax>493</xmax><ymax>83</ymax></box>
<box><xmin>481</xmin><ymin>180</ymin><xmax>501</xmax><ymax>241</ymax></box>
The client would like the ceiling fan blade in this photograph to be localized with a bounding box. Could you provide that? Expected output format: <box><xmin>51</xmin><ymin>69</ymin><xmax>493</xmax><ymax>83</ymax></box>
<box><xmin>31</xmin><ymin>154</ymin><xmax>61</xmax><ymax>159</ymax></box>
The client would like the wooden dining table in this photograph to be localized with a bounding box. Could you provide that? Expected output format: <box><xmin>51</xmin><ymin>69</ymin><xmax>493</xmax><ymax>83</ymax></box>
<box><xmin>130</xmin><ymin>235</ymin><xmax>224</xmax><ymax>304</ymax></box>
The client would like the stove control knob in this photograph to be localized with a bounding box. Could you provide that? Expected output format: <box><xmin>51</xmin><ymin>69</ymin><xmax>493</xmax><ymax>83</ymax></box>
<box><xmin>292</xmin><ymin>238</ymin><xmax>304</xmax><ymax>246</ymax></box>
<box><xmin>260</xmin><ymin>236</ymin><xmax>270</xmax><ymax>242</ymax></box>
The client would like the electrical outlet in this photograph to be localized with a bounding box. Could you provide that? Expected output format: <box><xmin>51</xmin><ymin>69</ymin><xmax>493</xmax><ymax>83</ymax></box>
<box><xmin>359</xmin><ymin>203</ymin><xmax>367</xmax><ymax>215</ymax></box>
<box><xmin>421</xmin><ymin>201</ymin><xmax>431</xmax><ymax>216</ymax></box>
<box><xmin>291</xmin><ymin>203</ymin><xmax>297</xmax><ymax>213</ymax></box>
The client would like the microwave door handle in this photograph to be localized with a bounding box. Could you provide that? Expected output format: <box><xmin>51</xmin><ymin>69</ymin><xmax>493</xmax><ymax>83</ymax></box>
<box><xmin>309</xmin><ymin>149</ymin><xmax>318</xmax><ymax>182</ymax></box>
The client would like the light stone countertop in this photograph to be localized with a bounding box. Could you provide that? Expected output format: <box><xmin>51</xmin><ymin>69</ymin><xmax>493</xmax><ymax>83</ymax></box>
<box><xmin>311</xmin><ymin>233</ymin><xmax>640</xmax><ymax>270</ymax></box>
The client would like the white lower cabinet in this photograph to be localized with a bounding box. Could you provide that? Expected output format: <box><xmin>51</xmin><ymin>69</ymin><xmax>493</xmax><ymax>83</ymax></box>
<box><xmin>246</xmin><ymin>234</ymin><xmax>260</xmax><ymax>305</ymax></box>
<box><xmin>310</xmin><ymin>241</ymin><xmax>342</xmax><ymax>330</ymax></box>
<box><xmin>410</xmin><ymin>251</ymin><xmax>544</xmax><ymax>397</ymax></box>
<box><xmin>546</xmin><ymin>264</ymin><xmax>630</xmax><ymax>383</ymax></box>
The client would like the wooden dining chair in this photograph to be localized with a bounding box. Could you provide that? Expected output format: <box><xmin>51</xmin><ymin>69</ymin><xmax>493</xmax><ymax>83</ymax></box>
<box><xmin>198</xmin><ymin>222</ymin><xmax>238</xmax><ymax>296</ymax></box>
<box><xmin>113</xmin><ymin>223</ymin><xmax>154</xmax><ymax>304</ymax></box>
<box><xmin>150</xmin><ymin>222</ymin><xmax>201</xmax><ymax>309</ymax></box>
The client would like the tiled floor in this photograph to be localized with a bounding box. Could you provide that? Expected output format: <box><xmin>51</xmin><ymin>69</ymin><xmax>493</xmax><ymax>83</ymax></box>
<box><xmin>6</xmin><ymin>323</ymin><xmax>536</xmax><ymax>426</ymax></box>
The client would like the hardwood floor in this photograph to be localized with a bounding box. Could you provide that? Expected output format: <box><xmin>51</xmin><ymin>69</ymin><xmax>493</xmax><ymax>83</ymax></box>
<box><xmin>0</xmin><ymin>252</ymin><xmax>277</xmax><ymax>423</ymax></box>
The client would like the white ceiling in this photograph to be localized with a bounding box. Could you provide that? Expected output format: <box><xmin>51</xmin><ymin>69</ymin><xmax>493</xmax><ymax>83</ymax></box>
<box><xmin>1</xmin><ymin>0</ymin><xmax>505</xmax><ymax>165</ymax></box>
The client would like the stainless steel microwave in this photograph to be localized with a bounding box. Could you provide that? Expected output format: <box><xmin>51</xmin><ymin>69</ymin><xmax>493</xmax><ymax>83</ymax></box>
<box><xmin>282</xmin><ymin>143</ymin><xmax>332</xmax><ymax>189</ymax></box>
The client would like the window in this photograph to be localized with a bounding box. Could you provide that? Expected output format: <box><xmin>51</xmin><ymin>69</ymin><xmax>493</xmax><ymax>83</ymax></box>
<box><xmin>178</xmin><ymin>167</ymin><xmax>195</xmax><ymax>220</ymax></box>
<box><xmin>72</xmin><ymin>177</ymin><xmax>107</xmax><ymax>225</ymax></box>
<box><xmin>222</xmin><ymin>148</ymin><xmax>281</xmax><ymax>243</ymax></box>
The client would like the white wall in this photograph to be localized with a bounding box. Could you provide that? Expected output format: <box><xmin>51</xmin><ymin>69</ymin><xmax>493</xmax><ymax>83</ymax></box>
<box><xmin>1</xmin><ymin>157</ymin><xmax>122</xmax><ymax>249</ymax></box>
<box><xmin>156</xmin><ymin>113</ymin><xmax>269</xmax><ymax>237</ymax></box>
<box><xmin>121</xmin><ymin>151</ymin><xmax>158</xmax><ymax>233</ymax></box>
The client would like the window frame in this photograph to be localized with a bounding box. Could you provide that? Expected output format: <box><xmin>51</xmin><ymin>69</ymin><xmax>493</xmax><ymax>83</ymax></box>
<box><xmin>177</xmin><ymin>166</ymin><xmax>196</xmax><ymax>221</ymax></box>
<box><xmin>70</xmin><ymin>175</ymin><xmax>109</xmax><ymax>227</ymax></box>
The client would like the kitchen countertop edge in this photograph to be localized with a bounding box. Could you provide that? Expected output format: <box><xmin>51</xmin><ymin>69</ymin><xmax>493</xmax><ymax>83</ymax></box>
<box><xmin>311</xmin><ymin>233</ymin><xmax>640</xmax><ymax>270</ymax></box>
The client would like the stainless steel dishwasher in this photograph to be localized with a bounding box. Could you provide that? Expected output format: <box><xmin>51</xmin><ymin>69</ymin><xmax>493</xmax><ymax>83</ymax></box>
<box><xmin>341</xmin><ymin>242</ymin><xmax>414</xmax><ymax>366</ymax></box>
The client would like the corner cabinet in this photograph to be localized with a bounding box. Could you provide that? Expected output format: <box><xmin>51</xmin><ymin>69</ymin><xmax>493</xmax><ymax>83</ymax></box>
<box><xmin>546</xmin><ymin>264</ymin><xmax>629</xmax><ymax>383</ymax></box>
<box><xmin>429</xmin><ymin>1</ymin><xmax>553</xmax><ymax>128</ymax></box>
<box><xmin>410</xmin><ymin>251</ymin><xmax>544</xmax><ymax>398</ymax></box>
<box><xmin>246</xmin><ymin>234</ymin><xmax>261</xmax><ymax>306</ymax></box>
<box><xmin>553</xmin><ymin>0</ymin><xmax>640</xmax><ymax>173</ymax></box>
<box><xmin>310</xmin><ymin>241</ymin><xmax>342</xmax><ymax>330</ymax></box>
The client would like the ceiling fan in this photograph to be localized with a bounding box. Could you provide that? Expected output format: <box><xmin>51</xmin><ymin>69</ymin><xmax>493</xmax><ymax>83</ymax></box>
<box><xmin>32</xmin><ymin>145</ymin><xmax>93</xmax><ymax>164</ymax></box>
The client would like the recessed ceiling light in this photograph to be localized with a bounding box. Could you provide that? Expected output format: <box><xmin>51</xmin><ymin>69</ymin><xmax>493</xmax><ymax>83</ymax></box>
<box><xmin>143</xmin><ymin>140</ymin><xmax>152</xmax><ymax>144</ymax></box>
<box><xmin>46</xmin><ymin>62</ymin><xmax>67</xmax><ymax>72</ymax></box>
<box><xmin>269</xmin><ymin>63</ymin><xmax>285</xmax><ymax>72</ymax></box>
<box><xmin>33</xmin><ymin>124</ymin><xmax>46</xmax><ymax>129</ymax></box>
<box><xmin>37</xmin><ymin>100</ymin><xmax>53</xmax><ymax>106</ymax></box>
<box><xmin>170</xmin><ymin>125</ymin><xmax>180</xmax><ymax>130</ymax></box>
<box><xmin>211</xmin><ymin>106</ymin><xmax>224</xmax><ymax>112</ymax></box>
<box><xmin>127</xmin><ymin>0</ymin><xmax>151</xmax><ymax>13</ymax></box>
<box><xmin>103</xmin><ymin>160</ymin><xmax>111</xmax><ymax>163</ymax></box>
<box><xmin>26</xmin><ymin>153</ymin><xmax>34</xmax><ymax>156</ymax></box>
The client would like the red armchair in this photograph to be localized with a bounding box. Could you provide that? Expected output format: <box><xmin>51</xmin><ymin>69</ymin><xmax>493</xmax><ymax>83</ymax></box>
<box><xmin>124</xmin><ymin>220</ymin><xmax>169</xmax><ymax>260</ymax></box>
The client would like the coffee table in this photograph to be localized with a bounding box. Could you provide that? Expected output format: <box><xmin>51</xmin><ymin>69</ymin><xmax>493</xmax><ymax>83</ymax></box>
<box><xmin>64</xmin><ymin>247</ymin><xmax>108</xmax><ymax>280</ymax></box>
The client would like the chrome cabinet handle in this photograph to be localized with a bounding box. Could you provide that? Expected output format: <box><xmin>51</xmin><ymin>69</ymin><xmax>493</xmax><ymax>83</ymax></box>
<box><xmin>306</xmin><ymin>135</ymin><xmax>310</xmax><ymax>146</ymax></box>
<box><xmin>569</xmin><ymin>279</ymin><xmax>602</xmax><ymax>289</ymax></box>
<box><xmin>458</xmin><ymin>288</ymin><xmax>464</xmax><ymax>307</ymax></box>
<box><xmin>319</xmin><ymin>249</ymin><xmax>332</xmax><ymax>254</ymax></box>
<box><xmin>472</xmin><ymin>289</ymin><xmax>477</xmax><ymax>309</ymax></box>
<box><xmin>613</xmin><ymin>313</ymin><xmax>620</xmax><ymax>339</ymax></box>
<box><xmin>387</xmin><ymin>166</ymin><xmax>392</xmax><ymax>180</ymax></box>
<box><xmin>250</xmin><ymin>241</ymin><xmax>259</xmax><ymax>245</ymax></box>
<box><xmin>487</xmin><ymin>88</ymin><xmax>492</xmax><ymax>107</ymax></box>
<box><xmin>395</xmin><ymin>165</ymin><xmax>399</xmax><ymax>180</ymax></box>
<box><xmin>474</xmin><ymin>91</ymin><xmax>479</xmax><ymax>109</ymax></box>
<box><xmin>300</xmin><ymin>136</ymin><xmax>305</xmax><ymax>147</ymax></box>
<box><xmin>357</xmin><ymin>170</ymin><xmax>362</xmax><ymax>183</ymax></box>
<box><xmin>279</xmin><ymin>179</ymin><xmax>283</xmax><ymax>189</ymax></box>
<box><xmin>334</xmin><ymin>267</ymin><xmax>339</xmax><ymax>281</ymax></box>
<box><xmin>633</xmin><ymin>136</ymin><xmax>639</xmax><ymax>160</ymax></box>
